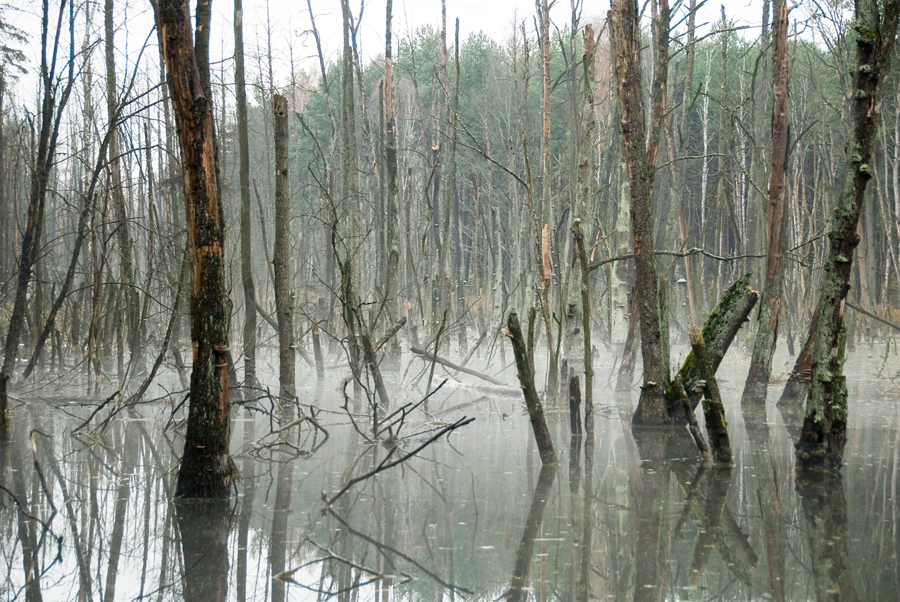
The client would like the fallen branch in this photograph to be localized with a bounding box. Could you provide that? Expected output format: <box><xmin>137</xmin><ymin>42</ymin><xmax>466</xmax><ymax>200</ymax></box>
<box><xmin>587</xmin><ymin>249</ymin><xmax>766</xmax><ymax>272</ymax></box>
<box><xmin>846</xmin><ymin>300</ymin><xmax>900</xmax><ymax>332</ymax></box>
<box><xmin>410</xmin><ymin>346</ymin><xmax>504</xmax><ymax>386</ymax></box>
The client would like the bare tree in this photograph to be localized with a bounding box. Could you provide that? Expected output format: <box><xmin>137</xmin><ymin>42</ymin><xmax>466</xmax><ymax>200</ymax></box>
<box><xmin>0</xmin><ymin>0</ymin><xmax>76</xmax><ymax>433</ymax></box>
<box><xmin>796</xmin><ymin>0</ymin><xmax>900</xmax><ymax>469</ymax></box>
<box><xmin>152</xmin><ymin>0</ymin><xmax>235</xmax><ymax>498</ymax></box>
<box><xmin>743</xmin><ymin>0</ymin><xmax>791</xmax><ymax>404</ymax></box>
<box><xmin>610</xmin><ymin>0</ymin><xmax>671</xmax><ymax>424</ymax></box>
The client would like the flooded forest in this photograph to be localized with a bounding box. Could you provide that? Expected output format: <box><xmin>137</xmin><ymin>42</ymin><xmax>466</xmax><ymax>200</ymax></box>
<box><xmin>2</xmin><ymin>0</ymin><xmax>900</xmax><ymax>600</ymax></box>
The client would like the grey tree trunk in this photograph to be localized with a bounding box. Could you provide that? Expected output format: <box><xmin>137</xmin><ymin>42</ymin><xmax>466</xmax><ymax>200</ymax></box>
<box><xmin>234</xmin><ymin>0</ymin><xmax>258</xmax><ymax>390</ymax></box>
<box><xmin>610</xmin><ymin>0</ymin><xmax>670</xmax><ymax>424</ymax></box>
<box><xmin>272</xmin><ymin>94</ymin><xmax>295</xmax><ymax>409</ymax></box>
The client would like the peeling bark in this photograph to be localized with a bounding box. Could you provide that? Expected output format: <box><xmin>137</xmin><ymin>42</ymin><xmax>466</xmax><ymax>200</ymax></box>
<box><xmin>154</xmin><ymin>0</ymin><xmax>235</xmax><ymax>498</ymax></box>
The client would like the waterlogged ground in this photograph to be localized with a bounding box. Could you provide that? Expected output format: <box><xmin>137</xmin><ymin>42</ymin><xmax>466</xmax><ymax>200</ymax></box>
<box><xmin>1</xmin><ymin>339</ymin><xmax>899</xmax><ymax>601</ymax></box>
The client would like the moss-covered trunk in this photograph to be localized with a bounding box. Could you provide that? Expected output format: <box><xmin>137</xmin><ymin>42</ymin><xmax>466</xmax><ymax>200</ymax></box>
<box><xmin>796</xmin><ymin>0</ymin><xmax>900</xmax><ymax>469</ymax></box>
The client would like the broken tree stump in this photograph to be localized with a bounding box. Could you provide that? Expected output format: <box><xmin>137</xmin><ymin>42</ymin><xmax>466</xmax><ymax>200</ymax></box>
<box><xmin>507</xmin><ymin>312</ymin><xmax>557</xmax><ymax>465</ymax></box>
<box><xmin>690</xmin><ymin>326</ymin><xmax>732</xmax><ymax>464</ymax></box>
<box><xmin>569</xmin><ymin>374</ymin><xmax>582</xmax><ymax>436</ymax></box>
<box><xmin>670</xmin><ymin>273</ymin><xmax>759</xmax><ymax>421</ymax></box>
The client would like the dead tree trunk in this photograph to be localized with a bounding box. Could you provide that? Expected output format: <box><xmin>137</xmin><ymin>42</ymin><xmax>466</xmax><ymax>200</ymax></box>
<box><xmin>273</xmin><ymin>93</ymin><xmax>295</xmax><ymax>410</ymax></box>
<box><xmin>573</xmin><ymin>219</ymin><xmax>594</xmax><ymax>433</ymax></box>
<box><xmin>796</xmin><ymin>0</ymin><xmax>900</xmax><ymax>469</ymax></box>
<box><xmin>154</xmin><ymin>0</ymin><xmax>235</xmax><ymax>498</ymax></box>
<box><xmin>743</xmin><ymin>0</ymin><xmax>790</xmax><ymax>404</ymax></box>
<box><xmin>507</xmin><ymin>311</ymin><xmax>557</xmax><ymax>465</ymax></box>
<box><xmin>610</xmin><ymin>0</ymin><xmax>670</xmax><ymax>424</ymax></box>
<box><xmin>339</xmin><ymin>0</ymin><xmax>362</xmax><ymax>398</ymax></box>
<box><xmin>383</xmin><ymin>0</ymin><xmax>401</xmax><ymax>371</ymax></box>
<box><xmin>235</xmin><ymin>0</ymin><xmax>258</xmax><ymax>390</ymax></box>
<box><xmin>0</xmin><ymin>0</ymin><xmax>75</xmax><ymax>433</ymax></box>
<box><xmin>538</xmin><ymin>0</ymin><xmax>558</xmax><ymax>395</ymax></box>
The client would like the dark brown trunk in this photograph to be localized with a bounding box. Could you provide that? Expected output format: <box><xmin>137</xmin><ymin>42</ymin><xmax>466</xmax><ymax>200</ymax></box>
<box><xmin>154</xmin><ymin>0</ymin><xmax>235</xmax><ymax>498</ymax></box>
<box><xmin>383</xmin><ymin>0</ymin><xmax>401</xmax><ymax>371</ymax></box>
<box><xmin>507</xmin><ymin>311</ymin><xmax>557</xmax><ymax>465</ymax></box>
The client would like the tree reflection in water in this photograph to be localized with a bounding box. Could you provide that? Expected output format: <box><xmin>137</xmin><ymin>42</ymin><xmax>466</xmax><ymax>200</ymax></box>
<box><xmin>503</xmin><ymin>462</ymin><xmax>557</xmax><ymax>601</ymax></box>
<box><xmin>1</xmin><ymin>358</ymin><xmax>899</xmax><ymax>601</ymax></box>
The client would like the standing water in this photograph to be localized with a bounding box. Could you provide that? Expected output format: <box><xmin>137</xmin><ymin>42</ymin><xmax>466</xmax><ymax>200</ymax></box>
<box><xmin>1</xmin><ymin>343</ymin><xmax>898</xmax><ymax>601</ymax></box>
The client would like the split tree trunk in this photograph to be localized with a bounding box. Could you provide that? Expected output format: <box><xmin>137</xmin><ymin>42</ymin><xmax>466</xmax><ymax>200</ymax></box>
<box><xmin>154</xmin><ymin>0</ymin><xmax>235</xmax><ymax>498</ymax></box>
<box><xmin>690</xmin><ymin>327</ymin><xmax>731</xmax><ymax>463</ymax></box>
<box><xmin>671</xmin><ymin>273</ymin><xmax>759</xmax><ymax>420</ymax></box>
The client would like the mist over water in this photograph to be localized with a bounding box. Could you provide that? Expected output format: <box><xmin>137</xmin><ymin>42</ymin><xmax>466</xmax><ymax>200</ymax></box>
<box><xmin>1</xmin><ymin>341</ymin><xmax>899</xmax><ymax>601</ymax></box>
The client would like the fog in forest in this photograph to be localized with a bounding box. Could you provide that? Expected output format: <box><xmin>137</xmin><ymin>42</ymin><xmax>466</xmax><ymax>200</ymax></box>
<box><xmin>1</xmin><ymin>0</ymin><xmax>900</xmax><ymax>600</ymax></box>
